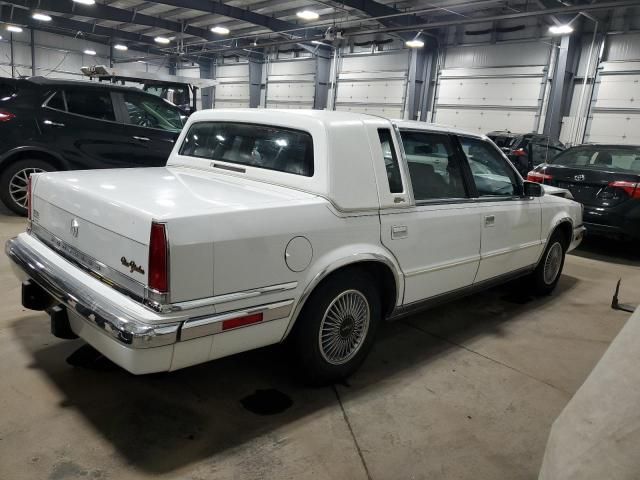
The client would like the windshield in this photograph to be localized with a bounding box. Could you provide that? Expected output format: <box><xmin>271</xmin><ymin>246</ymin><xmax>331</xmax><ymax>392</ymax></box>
<box><xmin>550</xmin><ymin>146</ymin><xmax>640</xmax><ymax>173</ymax></box>
<box><xmin>179</xmin><ymin>121</ymin><xmax>314</xmax><ymax>177</ymax></box>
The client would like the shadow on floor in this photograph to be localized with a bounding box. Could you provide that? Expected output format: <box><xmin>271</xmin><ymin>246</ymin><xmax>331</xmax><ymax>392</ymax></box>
<box><xmin>12</xmin><ymin>274</ymin><xmax>579</xmax><ymax>474</ymax></box>
<box><xmin>570</xmin><ymin>235</ymin><xmax>640</xmax><ymax>267</ymax></box>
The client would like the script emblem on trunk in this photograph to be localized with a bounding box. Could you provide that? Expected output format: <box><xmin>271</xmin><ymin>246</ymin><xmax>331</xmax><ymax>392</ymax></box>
<box><xmin>574</xmin><ymin>174</ymin><xmax>585</xmax><ymax>181</ymax></box>
<box><xmin>70</xmin><ymin>218</ymin><xmax>79</xmax><ymax>238</ymax></box>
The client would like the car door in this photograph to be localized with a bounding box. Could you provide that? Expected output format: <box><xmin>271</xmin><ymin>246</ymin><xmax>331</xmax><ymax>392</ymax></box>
<box><xmin>458</xmin><ymin>136</ymin><xmax>543</xmax><ymax>283</ymax></box>
<box><xmin>38</xmin><ymin>88</ymin><xmax>129</xmax><ymax>169</ymax></box>
<box><xmin>114</xmin><ymin>91</ymin><xmax>184</xmax><ymax>166</ymax></box>
<box><xmin>377</xmin><ymin>127</ymin><xmax>482</xmax><ymax>305</ymax></box>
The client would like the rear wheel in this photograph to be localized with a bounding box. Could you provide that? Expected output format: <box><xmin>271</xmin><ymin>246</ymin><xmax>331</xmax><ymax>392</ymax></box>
<box><xmin>0</xmin><ymin>159</ymin><xmax>54</xmax><ymax>215</ymax></box>
<box><xmin>290</xmin><ymin>268</ymin><xmax>381</xmax><ymax>385</ymax></box>
<box><xmin>528</xmin><ymin>231</ymin><xmax>567</xmax><ymax>295</ymax></box>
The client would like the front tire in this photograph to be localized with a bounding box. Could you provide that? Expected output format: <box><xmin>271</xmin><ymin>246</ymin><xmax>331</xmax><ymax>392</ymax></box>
<box><xmin>0</xmin><ymin>159</ymin><xmax>54</xmax><ymax>215</ymax></box>
<box><xmin>290</xmin><ymin>268</ymin><xmax>381</xmax><ymax>386</ymax></box>
<box><xmin>529</xmin><ymin>231</ymin><xmax>567</xmax><ymax>295</ymax></box>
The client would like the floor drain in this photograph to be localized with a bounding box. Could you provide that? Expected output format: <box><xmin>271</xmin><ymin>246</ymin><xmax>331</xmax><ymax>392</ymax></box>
<box><xmin>240</xmin><ymin>389</ymin><xmax>293</xmax><ymax>415</ymax></box>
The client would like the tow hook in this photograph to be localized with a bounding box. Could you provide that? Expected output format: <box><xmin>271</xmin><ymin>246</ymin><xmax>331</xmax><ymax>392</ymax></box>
<box><xmin>611</xmin><ymin>279</ymin><xmax>636</xmax><ymax>313</ymax></box>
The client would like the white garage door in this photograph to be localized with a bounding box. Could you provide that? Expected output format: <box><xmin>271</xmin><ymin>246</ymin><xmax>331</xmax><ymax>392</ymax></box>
<box><xmin>214</xmin><ymin>63</ymin><xmax>250</xmax><ymax>108</ymax></box>
<box><xmin>335</xmin><ymin>50</ymin><xmax>409</xmax><ymax>118</ymax></box>
<box><xmin>434</xmin><ymin>42</ymin><xmax>551</xmax><ymax>135</ymax></box>
<box><xmin>583</xmin><ymin>34</ymin><xmax>640</xmax><ymax>144</ymax></box>
<box><xmin>266</xmin><ymin>58</ymin><xmax>315</xmax><ymax>109</ymax></box>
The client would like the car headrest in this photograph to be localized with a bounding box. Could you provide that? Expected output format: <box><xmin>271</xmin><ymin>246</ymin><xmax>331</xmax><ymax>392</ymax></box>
<box><xmin>594</xmin><ymin>151</ymin><xmax>613</xmax><ymax>166</ymax></box>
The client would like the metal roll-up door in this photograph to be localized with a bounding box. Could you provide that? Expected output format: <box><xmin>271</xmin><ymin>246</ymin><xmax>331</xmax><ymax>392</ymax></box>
<box><xmin>434</xmin><ymin>42</ymin><xmax>552</xmax><ymax>134</ymax></box>
<box><xmin>214</xmin><ymin>63</ymin><xmax>250</xmax><ymax>109</ymax></box>
<box><xmin>335</xmin><ymin>50</ymin><xmax>409</xmax><ymax>118</ymax></box>
<box><xmin>266</xmin><ymin>58</ymin><xmax>315</xmax><ymax>109</ymax></box>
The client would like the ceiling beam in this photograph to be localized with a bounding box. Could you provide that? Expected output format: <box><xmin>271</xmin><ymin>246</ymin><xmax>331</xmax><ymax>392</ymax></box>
<box><xmin>0</xmin><ymin>5</ymin><xmax>210</xmax><ymax>61</ymax></box>
<box><xmin>334</xmin><ymin>0</ymin><xmax>418</xmax><ymax>41</ymax></box>
<box><xmin>1</xmin><ymin>0</ymin><xmax>226</xmax><ymax>42</ymax></box>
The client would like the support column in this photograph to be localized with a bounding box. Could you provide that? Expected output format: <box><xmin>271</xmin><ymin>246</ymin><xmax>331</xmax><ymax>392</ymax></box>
<box><xmin>168</xmin><ymin>57</ymin><xmax>177</xmax><ymax>76</ymax></box>
<box><xmin>543</xmin><ymin>34</ymin><xmax>579</xmax><ymax>140</ymax></box>
<box><xmin>198</xmin><ymin>59</ymin><xmax>215</xmax><ymax>110</ymax></box>
<box><xmin>248</xmin><ymin>58</ymin><xmax>262</xmax><ymax>108</ymax></box>
<box><xmin>404</xmin><ymin>48</ymin><xmax>430</xmax><ymax>120</ymax></box>
<box><xmin>418</xmin><ymin>48</ymin><xmax>438</xmax><ymax>122</ymax></box>
<box><xmin>30</xmin><ymin>29</ymin><xmax>36</xmax><ymax>76</ymax></box>
<box><xmin>314</xmin><ymin>53</ymin><xmax>331</xmax><ymax>110</ymax></box>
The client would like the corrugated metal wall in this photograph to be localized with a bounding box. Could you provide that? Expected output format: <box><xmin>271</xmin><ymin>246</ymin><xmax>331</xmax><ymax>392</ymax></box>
<box><xmin>433</xmin><ymin>41</ymin><xmax>552</xmax><ymax>134</ymax></box>
<box><xmin>265</xmin><ymin>58</ymin><xmax>316</xmax><ymax>109</ymax></box>
<box><xmin>335</xmin><ymin>50</ymin><xmax>409</xmax><ymax>118</ymax></box>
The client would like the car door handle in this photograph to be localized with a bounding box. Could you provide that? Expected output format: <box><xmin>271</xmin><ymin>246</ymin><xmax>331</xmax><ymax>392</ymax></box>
<box><xmin>44</xmin><ymin>120</ymin><xmax>65</xmax><ymax>127</ymax></box>
<box><xmin>484</xmin><ymin>215</ymin><xmax>495</xmax><ymax>227</ymax></box>
<box><xmin>133</xmin><ymin>136</ymin><xmax>151</xmax><ymax>142</ymax></box>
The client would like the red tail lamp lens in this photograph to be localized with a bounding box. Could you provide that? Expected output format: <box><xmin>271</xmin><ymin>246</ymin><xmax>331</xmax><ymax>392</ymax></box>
<box><xmin>148</xmin><ymin>222</ymin><xmax>168</xmax><ymax>293</ymax></box>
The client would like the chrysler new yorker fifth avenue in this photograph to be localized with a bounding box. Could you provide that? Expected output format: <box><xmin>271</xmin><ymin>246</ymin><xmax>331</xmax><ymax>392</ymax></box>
<box><xmin>6</xmin><ymin>110</ymin><xmax>585</xmax><ymax>384</ymax></box>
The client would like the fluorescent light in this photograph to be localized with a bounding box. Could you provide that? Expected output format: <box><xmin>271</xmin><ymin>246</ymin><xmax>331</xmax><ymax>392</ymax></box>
<box><xmin>311</xmin><ymin>40</ymin><xmax>325</xmax><ymax>45</ymax></box>
<box><xmin>297</xmin><ymin>10</ymin><xmax>319</xmax><ymax>20</ymax></box>
<box><xmin>84</xmin><ymin>49</ymin><xmax>96</xmax><ymax>55</ymax></box>
<box><xmin>113</xmin><ymin>44</ymin><xmax>128</xmax><ymax>51</ymax></box>
<box><xmin>73</xmin><ymin>0</ymin><xmax>96</xmax><ymax>5</ymax></box>
<box><xmin>136</xmin><ymin>60</ymin><xmax>146</xmax><ymax>63</ymax></box>
<box><xmin>154</xmin><ymin>36</ymin><xmax>170</xmax><ymax>44</ymax></box>
<box><xmin>210</xmin><ymin>26</ymin><xmax>230</xmax><ymax>35</ymax></box>
<box><xmin>32</xmin><ymin>13</ymin><xmax>52</xmax><ymax>22</ymax></box>
<box><xmin>6</xmin><ymin>25</ymin><xmax>23</xmax><ymax>33</ymax></box>
<box><xmin>405</xmin><ymin>39</ymin><xmax>425</xmax><ymax>48</ymax></box>
<box><xmin>549</xmin><ymin>24</ymin><xmax>574</xmax><ymax>35</ymax></box>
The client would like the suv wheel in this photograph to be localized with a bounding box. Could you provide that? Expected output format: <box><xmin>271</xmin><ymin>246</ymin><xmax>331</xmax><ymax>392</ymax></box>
<box><xmin>0</xmin><ymin>159</ymin><xmax>54</xmax><ymax>215</ymax></box>
<box><xmin>290</xmin><ymin>268</ymin><xmax>381</xmax><ymax>385</ymax></box>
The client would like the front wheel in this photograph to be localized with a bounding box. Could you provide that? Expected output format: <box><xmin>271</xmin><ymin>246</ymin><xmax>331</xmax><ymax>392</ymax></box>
<box><xmin>290</xmin><ymin>269</ymin><xmax>381</xmax><ymax>386</ymax></box>
<box><xmin>0</xmin><ymin>159</ymin><xmax>55</xmax><ymax>215</ymax></box>
<box><xmin>528</xmin><ymin>231</ymin><xmax>567</xmax><ymax>295</ymax></box>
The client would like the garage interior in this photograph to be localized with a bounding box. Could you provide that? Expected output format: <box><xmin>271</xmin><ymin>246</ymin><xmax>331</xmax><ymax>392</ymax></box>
<box><xmin>1</xmin><ymin>0</ymin><xmax>640</xmax><ymax>479</ymax></box>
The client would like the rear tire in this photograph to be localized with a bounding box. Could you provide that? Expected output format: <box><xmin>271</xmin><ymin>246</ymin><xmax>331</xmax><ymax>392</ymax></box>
<box><xmin>290</xmin><ymin>268</ymin><xmax>381</xmax><ymax>386</ymax></box>
<box><xmin>528</xmin><ymin>231</ymin><xmax>567</xmax><ymax>295</ymax></box>
<box><xmin>0</xmin><ymin>159</ymin><xmax>54</xmax><ymax>216</ymax></box>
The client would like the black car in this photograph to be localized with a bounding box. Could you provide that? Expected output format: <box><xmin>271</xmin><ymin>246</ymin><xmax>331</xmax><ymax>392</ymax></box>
<box><xmin>528</xmin><ymin>144</ymin><xmax>640</xmax><ymax>241</ymax></box>
<box><xmin>0</xmin><ymin>76</ymin><xmax>186</xmax><ymax>214</ymax></box>
<box><xmin>487</xmin><ymin>131</ymin><xmax>565</xmax><ymax>177</ymax></box>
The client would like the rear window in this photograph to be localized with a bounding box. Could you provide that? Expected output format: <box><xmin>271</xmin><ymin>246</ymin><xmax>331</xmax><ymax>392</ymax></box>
<box><xmin>550</xmin><ymin>147</ymin><xmax>640</xmax><ymax>173</ymax></box>
<box><xmin>179</xmin><ymin>122</ymin><xmax>314</xmax><ymax>177</ymax></box>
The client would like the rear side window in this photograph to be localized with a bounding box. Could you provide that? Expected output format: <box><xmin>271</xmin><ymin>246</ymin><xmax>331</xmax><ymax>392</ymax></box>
<box><xmin>400</xmin><ymin>130</ymin><xmax>467</xmax><ymax>201</ymax></box>
<box><xmin>44</xmin><ymin>91</ymin><xmax>66</xmax><ymax>111</ymax></box>
<box><xmin>180</xmin><ymin>122</ymin><xmax>314</xmax><ymax>177</ymax></box>
<box><xmin>65</xmin><ymin>89</ymin><xmax>115</xmax><ymax>121</ymax></box>
<box><xmin>377</xmin><ymin>129</ymin><xmax>403</xmax><ymax>193</ymax></box>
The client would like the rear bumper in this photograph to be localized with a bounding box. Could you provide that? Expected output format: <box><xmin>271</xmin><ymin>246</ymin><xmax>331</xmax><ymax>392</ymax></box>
<box><xmin>6</xmin><ymin>233</ymin><xmax>294</xmax><ymax>374</ymax></box>
<box><xmin>583</xmin><ymin>203</ymin><xmax>640</xmax><ymax>240</ymax></box>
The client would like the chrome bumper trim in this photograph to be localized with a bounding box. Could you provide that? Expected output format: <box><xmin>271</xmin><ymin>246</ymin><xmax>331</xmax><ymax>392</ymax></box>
<box><xmin>6</xmin><ymin>236</ymin><xmax>180</xmax><ymax>349</ymax></box>
<box><xmin>180</xmin><ymin>300</ymin><xmax>294</xmax><ymax>341</ymax></box>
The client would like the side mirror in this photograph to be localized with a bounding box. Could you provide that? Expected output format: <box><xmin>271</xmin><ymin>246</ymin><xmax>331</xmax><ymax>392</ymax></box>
<box><xmin>523</xmin><ymin>181</ymin><xmax>544</xmax><ymax>197</ymax></box>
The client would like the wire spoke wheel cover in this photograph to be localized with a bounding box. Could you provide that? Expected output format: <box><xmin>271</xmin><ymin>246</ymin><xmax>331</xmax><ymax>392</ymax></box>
<box><xmin>543</xmin><ymin>242</ymin><xmax>563</xmax><ymax>285</ymax></box>
<box><xmin>9</xmin><ymin>168</ymin><xmax>45</xmax><ymax>208</ymax></box>
<box><xmin>319</xmin><ymin>289</ymin><xmax>370</xmax><ymax>365</ymax></box>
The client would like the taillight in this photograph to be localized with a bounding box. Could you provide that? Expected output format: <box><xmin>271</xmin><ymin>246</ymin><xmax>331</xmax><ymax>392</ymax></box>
<box><xmin>527</xmin><ymin>171</ymin><xmax>553</xmax><ymax>183</ymax></box>
<box><xmin>0</xmin><ymin>109</ymin><xmax>15</xmax><ymax>122</ymax></box>
<box><xmin>148</xmin><ymin>222</ymin><xmax>168</xmax><ymax>293</ymax></box>
<box><xmin>608</xmin><ymin>180</ymin><xmax>640</xmax><ymax>199</ymax></box>
<box><xmin>26</xmin><ymin>175</ymin><xmax>32</xmax><ymax>220</ymax></box>
<box><xmin>512</xmin><ymin>148</ymin><xmax>527</xmax><ymax>157</ymax></box>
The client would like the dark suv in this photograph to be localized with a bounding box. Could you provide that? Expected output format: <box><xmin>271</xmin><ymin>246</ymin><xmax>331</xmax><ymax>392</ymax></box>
<box><xmin>0</xmin><ymin>77</ymin><xmax>186</xmax><ymax>214</ymax></box>
<box><xmin>487</xmin><ymin>131</ymin><xmax>565</xmax><ymax>177</ymax></box>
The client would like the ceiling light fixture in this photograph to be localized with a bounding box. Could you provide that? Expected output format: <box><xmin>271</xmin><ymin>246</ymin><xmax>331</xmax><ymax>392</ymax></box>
<box><xmin>32</xmin><ymin>13</ymin><xmax>52</xmax><ymax>22</ymax></box>
<box><xmin>549</xmin><ymin>24</ymin><xmax>574</xmax><ymax>35</ymax></box>
<box><xmin>72</xmin><ymin>0</ymin><xmax>96</xmax><ymax>5</ymax></box>
<box><xmin>6</xmin><ymin>25</ymin><xmax>23</xmax><ymax>33</ymax></box>
<box><xmin>84</xmin><ymin>49</ymin><xmax>96</xmax><ymax>55</ymax></box>
<box><xmin>154</xmin><ymin>36</ymin><xmax>170</xmax><ymax>44</ymax></box>
<box><xmin>211</xmin><ymin>26</ymin><xmax>230</xmax><ymax>35</ymax></box>
<box><xmin>297</xmin><ymin>10</ymin><xmax>319</xmax><ymax>20</ymax></box>
<box><xmin>113</xmin><ymin>44</ymin><xmax>128</xmax><ymax>51</ymax></box>
<box><xmin>405</xmin><ymin>38</ymin><xmax>424</xmax><ymax>48</ymax></box>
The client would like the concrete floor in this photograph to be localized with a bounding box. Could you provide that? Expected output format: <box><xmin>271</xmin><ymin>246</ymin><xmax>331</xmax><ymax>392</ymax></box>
<box><xmin>0</xmin><ymin>209</ymin><xmax>638</xmax><ymax>480</ymax></box>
